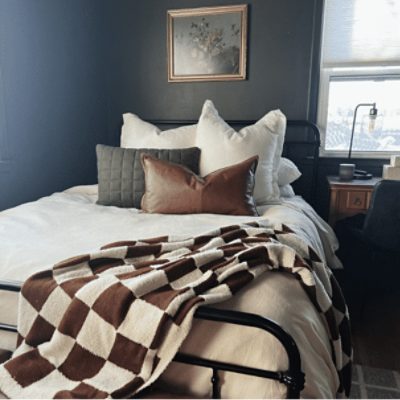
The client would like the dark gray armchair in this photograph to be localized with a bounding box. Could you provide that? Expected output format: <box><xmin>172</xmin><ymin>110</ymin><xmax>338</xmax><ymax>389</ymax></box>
<box><xmin>335</xmin><ymin>180</ymin><xmax>400</xmax><ymax>316</ymax></box>
<box><xmin>361</xmin><ymin>180</ymin><xmax>400</xmax><ymax>252</ymax></box>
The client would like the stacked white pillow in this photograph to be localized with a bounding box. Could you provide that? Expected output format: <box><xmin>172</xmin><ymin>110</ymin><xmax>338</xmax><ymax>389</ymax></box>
<box><xmin>121</xmin><ymin>113</ymin><xmax>196</xmax><ymax>149</ymax></box>
<box><xmin>278</xmin><ymin>157</ymin><xmax>301</xmax><ymax>187</ymax></box>
<box><xmin>279</xmin><ymin>184</ymin><xmax>296</xmax><ymax>198</ymax></box>
<box><xmin>196</xmin><ymin>100</ymin><xmax>286</xmax><ymax>205</ymax></box>
<box><xmin>120</xmin><ymin>100</ymin><xmax>300</xmax><ymax>204</ymax></box>
<box><xmin>278</xmin><ymin>157</ymin><xmax>302</xmax><ymax>197</ymax></box>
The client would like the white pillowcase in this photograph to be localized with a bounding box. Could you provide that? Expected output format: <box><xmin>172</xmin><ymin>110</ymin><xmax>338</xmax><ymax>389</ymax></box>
<box><xmin>196</xmin><ymin>100</ymin><xmax>286</xmax><ymax>205</ymax></box>
<box><xmin>278</xmin><ymin>157</ymin><xmax>302</xmax><ymax>186</ymax></box>
<box><xmin>279</xmin><ymin>184</ymin><xmax>296</xmax><ymax>198</ymax></box>
<box><xmin>121</xmin><ymin>113</ymin><xmax>196</xmax><ymax>149</ymax></box>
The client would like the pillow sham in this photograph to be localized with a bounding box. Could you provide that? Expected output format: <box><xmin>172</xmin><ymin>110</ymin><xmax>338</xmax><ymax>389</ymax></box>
<box><xmin>196</xmin><ymin>100</ymin><xmax>286</xmax><ymax>205</ymax></box>
<box><xmin>96</xmin><ymin>145</ymin><xmax>201</xmax><ymax>208</ymax></box>
<box><xmin>279</xmin><ymin>184</ymin><xmax>296</xmax><ymax>198</ymax></box>
<box><xmin>141</xmin><ymin>154</ymin><xmax>259</xmax><ymax>216</ymax></box>
<box><xmin>121</xmin><ymin>113</ymin><xmax>196</xmax><ymax>149</ymax></box>
<box><xmin>278</xmin><ymin>157</ymin><xmax>302</xmax><ymax>186</ymax></box>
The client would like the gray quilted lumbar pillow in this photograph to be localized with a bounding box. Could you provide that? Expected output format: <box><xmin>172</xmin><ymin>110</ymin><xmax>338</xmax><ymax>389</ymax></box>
<box><xmin>96</xmin><ymin>145</ymin><xmax>201</xmax><ymax>208</ymax></box>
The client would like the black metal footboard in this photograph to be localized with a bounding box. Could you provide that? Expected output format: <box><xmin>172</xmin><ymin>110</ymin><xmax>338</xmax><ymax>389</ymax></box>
<box><xmin>0</xmin><ymin>281</ymin><xmax>305</xmax><ymax>399</ymax></box>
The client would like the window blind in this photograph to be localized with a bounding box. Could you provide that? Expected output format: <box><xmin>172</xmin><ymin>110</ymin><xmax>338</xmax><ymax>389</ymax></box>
<box><xmin>322</xmin><ymin>0</ymin><xmax>400</xmax><ymax>68</ymax></box>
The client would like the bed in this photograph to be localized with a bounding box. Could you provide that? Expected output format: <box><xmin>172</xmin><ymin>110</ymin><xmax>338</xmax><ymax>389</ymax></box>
<box><xmin>0</xmin><ymin>114</ymin><xmax>350</xmax><ymax>398</ymax></box>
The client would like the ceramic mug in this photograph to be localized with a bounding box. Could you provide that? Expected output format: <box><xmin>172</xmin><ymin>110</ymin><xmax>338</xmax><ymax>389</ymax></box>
<box><xmin>339</xmin><ymin>164</ymin><xmax>355</xmax><ymax>181</ymax></box>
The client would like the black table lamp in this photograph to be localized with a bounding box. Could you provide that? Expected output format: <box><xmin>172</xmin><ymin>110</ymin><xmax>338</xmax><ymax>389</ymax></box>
<box><xmin>347</xmin><ymin>102</ymin><xmax>378</xmax><ymax>180</ymax></box>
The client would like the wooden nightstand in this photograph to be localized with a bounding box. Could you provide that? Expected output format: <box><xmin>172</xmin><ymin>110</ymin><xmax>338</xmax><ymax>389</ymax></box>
<box><xmin>327</xmin><ymin>176</ymin><xmax>382</xmax><ymax>226</ymax></box>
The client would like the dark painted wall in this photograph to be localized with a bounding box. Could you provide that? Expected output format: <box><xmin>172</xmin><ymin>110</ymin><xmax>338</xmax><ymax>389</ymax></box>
<box><xmin>105</xmin><ymin>0</ymin><xmax>389</xmax><ymax>220</ymax></box>
<box><xmin>106</xmin><ymin>0</ymin><xmax>323</xmax><ymax>144</ymax></box>
<box><xmin>1</xmin><ymin>0</ymin><xmax>324</xmax><ymax>211</ymax></box>
<box><xmin>6</xmin><ymin>0</ymin><xmax>383</xmax><ymax>220</ymax></box>
<box><xmin>0</xmin><ymin>0</ymin><xmax>108</xmax><ymax>210</ymax></box>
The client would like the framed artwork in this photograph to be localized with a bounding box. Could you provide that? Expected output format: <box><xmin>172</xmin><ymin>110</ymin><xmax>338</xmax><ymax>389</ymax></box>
<box><xmin>167</xmin><ymin>5</ymin><xmax>248</xmax><ymax>82</ymax></box>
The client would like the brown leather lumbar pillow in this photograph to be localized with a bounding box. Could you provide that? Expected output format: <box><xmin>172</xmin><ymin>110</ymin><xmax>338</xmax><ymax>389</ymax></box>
<box><xmin>141</xmin><ymin>153</ymin><xmax>259</xmax><ymax>216</ymax></box>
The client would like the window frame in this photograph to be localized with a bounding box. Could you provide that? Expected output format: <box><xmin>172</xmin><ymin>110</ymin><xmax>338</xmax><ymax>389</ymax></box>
<box><xmin>317</xmin><ymin>66</ymin><xmax>400</xmax><ymax>158</ymax></box>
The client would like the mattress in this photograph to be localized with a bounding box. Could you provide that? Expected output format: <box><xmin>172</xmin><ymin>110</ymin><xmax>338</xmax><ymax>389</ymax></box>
<box><xmin>0</xmin><ymin>186</ymin><xmax>342</xmax><ymax>398</ymax></box>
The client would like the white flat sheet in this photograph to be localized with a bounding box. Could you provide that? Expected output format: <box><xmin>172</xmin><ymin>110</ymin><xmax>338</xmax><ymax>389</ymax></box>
<box><xmin>0</xmin><ymin>186</ymin><xmax>342</xmax><ymax>398</ymax></box>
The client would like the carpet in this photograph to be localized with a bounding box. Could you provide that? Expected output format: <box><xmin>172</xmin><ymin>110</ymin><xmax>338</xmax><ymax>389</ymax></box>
<box><xmin>351</xmin><ymin>364</ymin><xmax>400</xmax><ymax>399</ymax></box>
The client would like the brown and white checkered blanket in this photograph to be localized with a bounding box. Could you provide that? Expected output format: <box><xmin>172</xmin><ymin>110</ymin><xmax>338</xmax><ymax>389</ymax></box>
<box><xmin>0</xmin><ymin>221</ymin><xmax>352</xmax><ymax>398</ymax></box>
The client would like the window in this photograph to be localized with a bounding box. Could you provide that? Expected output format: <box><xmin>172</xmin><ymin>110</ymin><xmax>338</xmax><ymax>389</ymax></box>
<box><xmin>319</xmin><ymin>70</ymin><xmax>400</xmax><ymax>155</ymax></box>
<box><xmin>318</xmin><ymin>0</ymin><xmax>400</xmax><ymax>157</ymax></box>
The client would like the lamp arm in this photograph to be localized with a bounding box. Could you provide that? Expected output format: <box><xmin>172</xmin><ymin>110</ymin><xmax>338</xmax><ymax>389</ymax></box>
<box><xmin>348</xmin><ymin>102</ymin><xmax>376</xmax><ymax>159</ymax></box>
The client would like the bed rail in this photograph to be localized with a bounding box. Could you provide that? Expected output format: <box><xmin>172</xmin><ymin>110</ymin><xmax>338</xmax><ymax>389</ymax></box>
<box><xmin>174</xmin><ymin>307</ymin><xmax>304</xmax><ymax>398</ymax></box>
<box><xmin>0</xmin><ymin>282</ymin><xmax>305</xmax><ymax>399</ymax></box>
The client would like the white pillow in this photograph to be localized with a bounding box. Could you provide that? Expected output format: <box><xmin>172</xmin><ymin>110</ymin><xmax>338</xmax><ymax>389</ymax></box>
<box><xmin>279</xmin><ymin>184</ymin><xmax>296</xmax><ymax>198</ymax></box>
<box><xmin>196</xmin><ymin>100</ymin><xmax>286</xmax><ymax>205</ymax></box>
<box><xmin>278</xmin><ymin>157</ymin><xmax>302</xmax><ymax>186</ymax></box>
<box><xmin>121</xmin><ymin>113</ymin><xmax>196</xmax><ymax>149</ymax></box>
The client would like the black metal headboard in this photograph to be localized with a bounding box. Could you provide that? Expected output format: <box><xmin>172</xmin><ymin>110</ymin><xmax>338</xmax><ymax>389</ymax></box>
<box><xmin>148</xmin><ymin>120</ymin><xmax>320</xmax><ymax>205</ymax></box>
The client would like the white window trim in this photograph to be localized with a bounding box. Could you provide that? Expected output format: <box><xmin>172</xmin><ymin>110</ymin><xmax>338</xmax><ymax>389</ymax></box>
<box><xmin>317</xmin><ymin>66</ymin><xmax>400</xmax><ymax>158</ymax></box>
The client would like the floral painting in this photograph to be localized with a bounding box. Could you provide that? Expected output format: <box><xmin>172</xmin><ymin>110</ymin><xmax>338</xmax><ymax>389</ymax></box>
<box><xmin>167</xmin><ymin>5</ymin><xmax>247</xmax><ymax>82</ymax></box>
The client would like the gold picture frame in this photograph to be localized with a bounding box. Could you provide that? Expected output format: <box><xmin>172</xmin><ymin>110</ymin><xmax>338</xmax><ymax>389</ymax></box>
<box><xmin>167</xmin><ymin>4</ymin><xmax>248</xmax><ymax>82</ymax></box>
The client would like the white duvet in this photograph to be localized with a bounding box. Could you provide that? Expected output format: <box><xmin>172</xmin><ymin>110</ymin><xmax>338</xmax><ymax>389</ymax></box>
<box><xmin>0</xmin><ymin>186</ymin><xmax>342</xmax><ymax>398</ymax></box>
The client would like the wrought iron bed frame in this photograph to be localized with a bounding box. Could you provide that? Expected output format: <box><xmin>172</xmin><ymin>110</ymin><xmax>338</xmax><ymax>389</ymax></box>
<box><xmin>0</xmin><ymin>120</ymin><xmax>320</xmax><ymax>398</ymax></box>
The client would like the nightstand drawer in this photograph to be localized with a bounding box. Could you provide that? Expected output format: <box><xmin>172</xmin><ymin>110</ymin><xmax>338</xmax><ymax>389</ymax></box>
<box><xmin>327</xmin><ymin>176</ymin><xmax>381</xmax><ymax>226</ymax></box>
<box><xmin>344</xmin><ymin>191</ymin><xmax>368</xmax><ymax>210</ymax></box>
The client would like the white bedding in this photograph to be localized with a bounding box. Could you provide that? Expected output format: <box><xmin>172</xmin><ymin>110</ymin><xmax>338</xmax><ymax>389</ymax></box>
<box><xmin>0</xmin><ymin>186</ymin><xmax>342</xmax><ymax>398</ymax></box>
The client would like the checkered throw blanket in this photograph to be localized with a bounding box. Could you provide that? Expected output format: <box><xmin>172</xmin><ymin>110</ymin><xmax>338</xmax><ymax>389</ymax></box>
<box><xmin>0</xmin><ymin>221</ymin><xmax>352</xmax><ymax>398</ymax></box>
